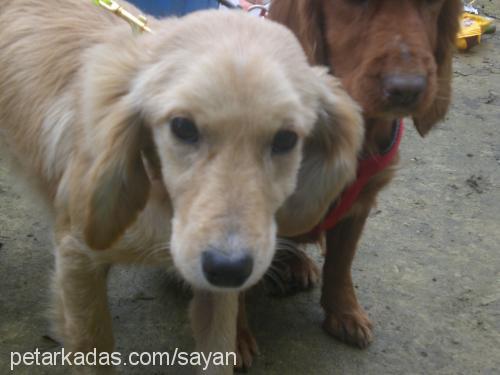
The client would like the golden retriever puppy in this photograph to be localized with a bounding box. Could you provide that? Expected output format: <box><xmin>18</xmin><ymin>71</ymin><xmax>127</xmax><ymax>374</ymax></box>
<box><xmin>0</xmin><ymin>0</ymin><xmax>363</xmax><ymax>373</ymax></box>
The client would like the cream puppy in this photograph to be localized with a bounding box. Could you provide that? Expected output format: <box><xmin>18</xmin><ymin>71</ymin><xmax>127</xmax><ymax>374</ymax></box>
<box><xmin>0</xmin><ymin>1</ymin><xmax>363</xmax><ymax>373</ymax></box>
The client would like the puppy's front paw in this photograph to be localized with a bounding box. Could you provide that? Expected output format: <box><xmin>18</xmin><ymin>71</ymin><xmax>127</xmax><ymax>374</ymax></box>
<box><xmin>265</xmin><ymin>244</ymin><xmax>320</xmax><ymax>296</ymax></box>
<box><xmin>235</xmin><ymin>327</ymin><xmax>259</xmax><ymax>372</ymax></box>
<box><xmin>323</xmin><ymin>306</ymin><xmax>373</xmax><ymax>349</ymax></box>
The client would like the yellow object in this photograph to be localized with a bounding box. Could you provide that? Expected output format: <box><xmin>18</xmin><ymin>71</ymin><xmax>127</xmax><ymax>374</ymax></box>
<box><xmin>92</xmin><ymin>0</ymin><xmax>152</xmax><ymax>34</ymax></box>
<box><xmin>466</xmin><ymin>13</ymin><xmax>496</xmax><ymax>34</ymax></box>
<box><xmin>456</xmin><ymin>13</ymin><xmax>495</xmax><ymax>51</ymax></box>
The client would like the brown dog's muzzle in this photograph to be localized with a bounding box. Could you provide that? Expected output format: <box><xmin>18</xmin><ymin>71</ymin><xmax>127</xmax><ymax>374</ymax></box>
<box><xmin>382</xmin><ymin>73</ymin><xmax>428</xmax><ymax>111</ymax></box>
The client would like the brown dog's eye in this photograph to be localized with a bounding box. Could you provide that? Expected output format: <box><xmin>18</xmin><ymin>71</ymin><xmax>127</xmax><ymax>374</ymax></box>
<box><xmin>271</xmin><ymin>130</ymin><xmax>298</xmax><ymax>155</ymax></box>
<box><xmin>170</xmin><ymin>117</ymin><xmax>199</xmax><ymax>144</ymax></box>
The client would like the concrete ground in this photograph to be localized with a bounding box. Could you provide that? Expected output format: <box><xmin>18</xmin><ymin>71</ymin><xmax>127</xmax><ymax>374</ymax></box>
<box><xmin>1</xmin><ymin>3</ymin><xmax>499</xmax><ymax>374</ymax></box>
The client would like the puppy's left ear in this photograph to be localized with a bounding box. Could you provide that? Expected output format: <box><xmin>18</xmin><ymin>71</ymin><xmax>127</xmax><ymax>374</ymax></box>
<box><xmin>277</xmin><ymin>69</ymin><xmax>364</xmax><ymax>236</ymax></box>
<box><xmin>413</xmin><ymin>0</ymin><xmax>461</xmax><ymax>136</ymax></box>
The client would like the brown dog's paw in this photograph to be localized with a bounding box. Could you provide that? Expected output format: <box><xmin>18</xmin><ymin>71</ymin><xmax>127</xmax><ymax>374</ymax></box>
<box><xmin>265</xmin><ymin>242</ymin><xmax>320</xmax><ymax>296</ymax></box>
<box><xmin>235</xmin><ymin>327</ymin><xmax>259</xmax><ymax>372</ymax></box>
<box><xmin>323</xmin><ymin>307</ymin><xmax>373</xmax><ymax>349</ymax></box>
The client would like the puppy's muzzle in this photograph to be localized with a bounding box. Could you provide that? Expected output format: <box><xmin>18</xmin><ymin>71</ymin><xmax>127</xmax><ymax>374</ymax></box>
<box><xmin>202</xmin><ymin>247</ymin><xmax>254</xmax><ymax>288</ymax></box>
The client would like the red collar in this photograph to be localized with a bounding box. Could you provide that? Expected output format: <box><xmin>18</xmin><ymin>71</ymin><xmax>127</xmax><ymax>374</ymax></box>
<box><xmin>312</xmin><ymin>120</ymin><xmax>404</xmax><ymax>234</ymax></box>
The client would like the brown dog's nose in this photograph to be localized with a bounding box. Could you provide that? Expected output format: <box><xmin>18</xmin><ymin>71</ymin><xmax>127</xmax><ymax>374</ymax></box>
<box><xmin>202</xmin><ymin>249</ymin><xmax>253</xmax><ymax>288</ymax></box>
<box><xmin>383</xmin><ymin>74</ymin><xmax>427</xmax><ymax>108</ymax></box>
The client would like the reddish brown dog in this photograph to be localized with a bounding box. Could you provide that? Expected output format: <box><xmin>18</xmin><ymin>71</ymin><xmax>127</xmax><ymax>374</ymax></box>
<box><xmin>233</xmin><ymin>1</ymin><xmax>462</xmax><ymax>369</ymax></box>
<box><xmin>264</xmin><ymin>0</ymin><xmax>462</xmax><ymax>350</ymax></box>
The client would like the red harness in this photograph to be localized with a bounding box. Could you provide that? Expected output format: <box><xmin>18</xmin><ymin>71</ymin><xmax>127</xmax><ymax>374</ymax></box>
<box><xmin>311</xmin><ymin>120</ymin><xmax>404</xmax><ymax>235</ymax></box>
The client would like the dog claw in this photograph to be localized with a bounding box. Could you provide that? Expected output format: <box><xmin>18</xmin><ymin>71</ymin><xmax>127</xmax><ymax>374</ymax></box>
<box><xmin>323</xmin><ymin>308</ymin><xmax>374</xmax><ymax>349</ymax></box>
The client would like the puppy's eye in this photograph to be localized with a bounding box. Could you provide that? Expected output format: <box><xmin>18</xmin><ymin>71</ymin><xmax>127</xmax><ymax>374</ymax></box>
<box><xmin>271</xmin><ymin>130</ymin><xmax>298</xmax><ymax>155</ymax></box>
<box><xmin>170</xmin><ymin>117</ymin><xmax>199</xmax><ymax>144</ymax></box>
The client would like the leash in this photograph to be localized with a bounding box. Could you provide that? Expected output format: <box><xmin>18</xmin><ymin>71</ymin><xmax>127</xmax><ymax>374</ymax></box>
<box><xmin>310</xmin><ymin>120</ymin><xmax>405</xmax><ymax>235</ymax></box>
<box><xmin>93</xmin><ymin>0</ymin><xmax>269</xmax><ymax>33</ymax></box>
<box><xmin>93</xmin><ymin>0</ymin><xmax>152</xmax><ymax>33</ymax></box>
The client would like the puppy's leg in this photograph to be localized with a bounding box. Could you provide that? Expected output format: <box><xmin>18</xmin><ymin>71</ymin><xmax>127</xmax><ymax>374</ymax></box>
<box><xmin>321</xmin><ymin>208</ymin><xmax>373</xmax><ymax>349</ymax></box>
<box><xmin>235</xmin><ymin>293</ymin><xmax>258</xmax><ymax>371</ymax></box>
<box><xmin>190</xmin><ymin>290</ymin><xmax>238</xmax><ymax>375</ymax></box>
<box><xmin>265</xmin><ymin>239</ymin><xmax>320</xmax><ymax>296</ymax></box>
<box><xmin>52</xmin><ymin>238</ymin><xmax>114</xmax><ymax>372</ymax></box>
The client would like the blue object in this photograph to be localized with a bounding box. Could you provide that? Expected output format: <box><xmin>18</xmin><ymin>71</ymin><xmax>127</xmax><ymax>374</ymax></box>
<box><xmin>128</xmin><ymin>0</ymin><xmax>220</xmax><ymax>17</ymax></box>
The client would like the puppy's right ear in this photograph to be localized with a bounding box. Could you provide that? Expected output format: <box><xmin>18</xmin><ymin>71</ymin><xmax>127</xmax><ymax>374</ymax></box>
<box><xmin>83</xmin><ymin>107</ymin><xmax>151</xmax><ymax>250</ymax></box>
<box><xmin>269</xmin><ymin>0</ymin><xmax>326</xmax><ymax>64</ymax></box>
<box><xmin>79</xmin><ymin>36</ymin><xmax>153</xmax><ymax>250</ymax></box>
<box><xmin>276</xmin><ymin>69</ymin><xmax>364</xmax><ymax>236</ymax></box>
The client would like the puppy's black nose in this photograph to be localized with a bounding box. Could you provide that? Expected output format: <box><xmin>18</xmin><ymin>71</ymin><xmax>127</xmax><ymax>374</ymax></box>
<box><xmin>202</xmin><ymin>249</ymin><xmax>253</xmax><ymax>288</ymax></box>
<box><xmin>383</xmin><ymin>74</ymin><xmax>427</xmax><ymax>108</ymax></box>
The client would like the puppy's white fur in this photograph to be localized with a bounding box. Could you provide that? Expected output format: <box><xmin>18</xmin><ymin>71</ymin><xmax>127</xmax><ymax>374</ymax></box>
<box><xmin>0</xmin><ymin>1</ymin><xmax>363</xmax><ymax>373</ymax></box>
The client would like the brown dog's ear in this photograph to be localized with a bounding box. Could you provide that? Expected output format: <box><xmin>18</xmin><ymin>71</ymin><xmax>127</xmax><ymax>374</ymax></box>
<box><xmin>83</xmin><ymin>107</ymin><xmax>152</xmax><ymax>250</ymax></box>
<box><xmin>413</xmin><ymin>0</ymin><xmax>461</xmax><ymax>136</ymax></box>
<box><xmin>276</xmin><ymin>69</ymin><xmax>364</xmax><ymax>236</ymax></box>
<box><xmin>269</xmin><ymin>0</ymin><xmax>326</xmax><ymax>65</ymax></box>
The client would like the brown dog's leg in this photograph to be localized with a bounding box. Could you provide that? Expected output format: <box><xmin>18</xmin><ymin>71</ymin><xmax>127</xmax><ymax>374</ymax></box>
<box><xmin>235</xmin><ymin>293</ymin><xmax>259</xmax><ymax>371</ymax></box>
<box><xmin>321</xmin><ymin>208</ymin><xmax>373</xmax><ymax>348</ymax></box>
<box><xmin>265</xmin><ymin>240</ymin><xmax>320</xmax><ymax>296</ymax></box>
